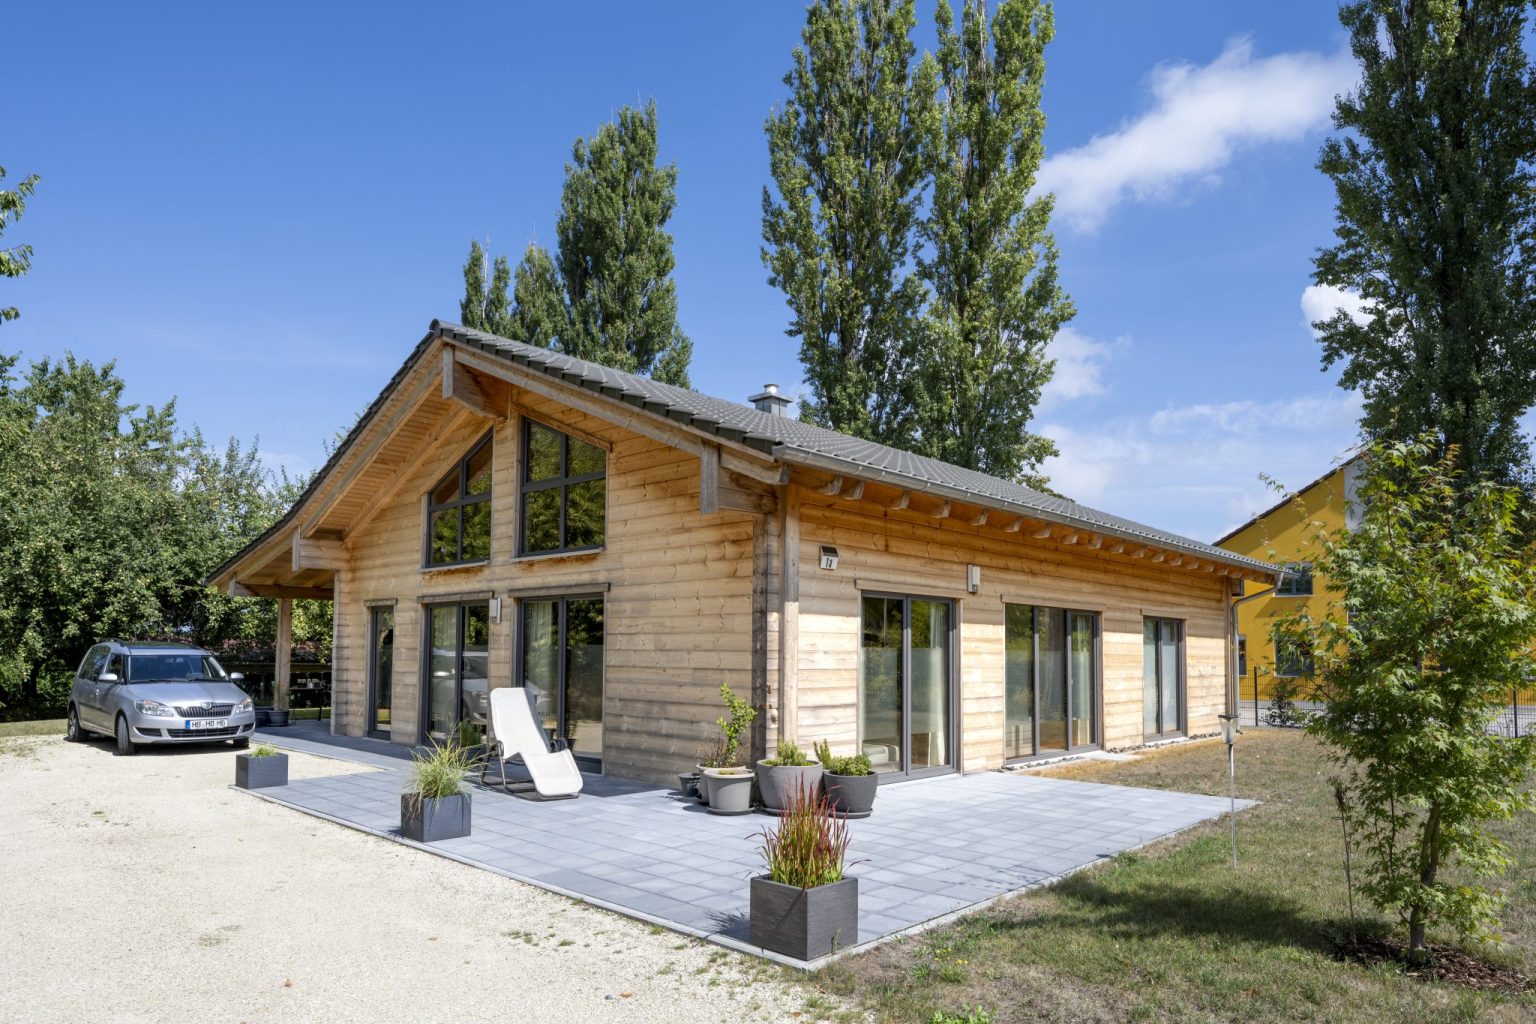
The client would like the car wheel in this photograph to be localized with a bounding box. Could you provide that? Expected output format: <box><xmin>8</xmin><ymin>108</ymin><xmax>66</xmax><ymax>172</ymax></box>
<box><xmin>231</xmin><ymin>737</ymin><xmax>250</xmax><ymax>749</ymax></box>
<box><xmin>65</xmin><ymin>705</ymin><xmax>86</xmax><ymax>743</ymax></box>
<box><xmin>113</xmin><ymin>715</ymin><xmax>137</xmax><ymax>757</ymax></box>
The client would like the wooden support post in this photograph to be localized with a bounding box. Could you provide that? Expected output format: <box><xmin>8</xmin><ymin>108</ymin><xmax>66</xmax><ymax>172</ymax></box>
<box><xmin>778</xmin><ymin>484</ymin><xmax>801</xmax><ymax>750</ymax></box>
<box><xmin>275</xmin><ymin>597</ymin><xmax>293</xmax><ymax>713</ymax></box>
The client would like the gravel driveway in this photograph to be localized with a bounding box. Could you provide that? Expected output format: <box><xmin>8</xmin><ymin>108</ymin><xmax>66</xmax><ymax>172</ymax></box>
<box><xmin>0</xmin><ymin>734</ymin><xmax>836</xmax><ymax>1024</ymax></box>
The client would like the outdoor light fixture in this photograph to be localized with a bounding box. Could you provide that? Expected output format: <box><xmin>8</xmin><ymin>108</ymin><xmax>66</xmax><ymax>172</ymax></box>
<box><xmin>489</xmin><ymin>597</ymin><xmax>502</xmax><ymax>623</ymax></box>
<box><xmin>1218</xmin><ymin>713</ymin><xmax>1240</xmax><ymax>869</ymax></box>
<box><xmin>819</xmin><ymin>545</ymin><xmax>839</xmax><ymax>571</ymax></box>
<box><xmin>966</xmin><ymin>564</ymin><xmax>981</xmax><ymax>594</ymax></box>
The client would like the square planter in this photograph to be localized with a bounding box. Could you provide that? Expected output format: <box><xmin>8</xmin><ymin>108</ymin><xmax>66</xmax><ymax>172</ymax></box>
<box><xmin>400</xmin><ymin>792</ymin><xmax>471</xmax><ymax>843</ymax></box>
<box><xmin>750</xmin><ymin>875</ymin><xmax>858</xmax><ymax>960</ymax></box>
<box><xmin>235</xmin><ymin>752</ymin><xmax>288</xmax><ymax>789</ymax></box>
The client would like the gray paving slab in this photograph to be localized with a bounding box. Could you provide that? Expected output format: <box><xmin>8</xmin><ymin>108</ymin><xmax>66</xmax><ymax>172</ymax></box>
<box><xmin>242</xmin><ymin>732</ymin><xmax>1253</xmax><ymax>968</ymax></box>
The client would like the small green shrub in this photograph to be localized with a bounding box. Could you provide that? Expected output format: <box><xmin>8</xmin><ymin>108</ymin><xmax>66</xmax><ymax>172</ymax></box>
<box><xmin>815</xmin><ymin>738</ymin><xmax>871</xmax><ymax>776</ymax></box>
<box><xmin>759</xmin><ymin>784</ymin><xmax>849</xmax><ymax>888</ymax></box>
<box><xmin>701</xmin><ymin>683</ymin><xmax>758</xmax><ymax>768</ymax></box>
<box><xmin>250</xmin><ymin>744</ymin><xmax>280</xmax><ymax>758</ymax></box>
<box><xmin>1265</xmin><ymin>677</ymin><xmax>1307</xmax><ymax>728</ymax></box>
<box><xmin>929</xmin><ymin>1008</ymin><xmax>992</xmax><ymax>1024</ymax></box>
<box><xmin>405</xmin><ymin>740</ymin><xmax>481</xmax><ymax>801</ymax></box>
<box><xmin>764</xmin><ymin>739</ymin><xmax>815</xmax><ymax>767</ymax></box>
<box><xmin>457</xmin><ymin>719</ymin><xmax>485</xmax><ymax>748</ymax></box>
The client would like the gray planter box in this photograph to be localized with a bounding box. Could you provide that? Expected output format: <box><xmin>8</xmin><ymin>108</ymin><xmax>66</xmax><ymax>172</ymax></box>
<box><xmin>750</xmin><ymin>875</ymin><xmax>858</xmax><ymax>960</ymax></box>
<box><xmin>400</xmin><ymin>792</ymin><xmax>471</xmax><ymax>843</ymax></box>
<box><xmin>822</xmin><ymin>772</ymin><xmax>878</xmax><ymax>818</ymax></box>
<box><xmin>755</xmin><ymin>761</ymin><xmax>824</xmax><ymax>815</ymax></box>
<box><xmin>235</xmin><ymin>752</ymin><xmax>288</xmax><ymax>789</ymax></box>
<box><xmin>704</xmin><ymin>768</ymin><xmax>754</xmax><ymax>814</ymax></box>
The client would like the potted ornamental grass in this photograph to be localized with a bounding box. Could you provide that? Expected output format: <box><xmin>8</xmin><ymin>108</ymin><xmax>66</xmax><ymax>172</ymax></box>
<box><xmin>756</xmin><ymin>740</ymin><xmax>822</xmax><ymax>816</ymax></box>
<box><xmin>814</xmin><ymin>739</ymin><xmax>877</xmax><ymax>819</ymax></box>
<box><xmin>750</xmin><ymin>782</ymin><xmax>858</xmax><ymax>960</ymax></box>
<box><xmin>401</xmin><ymin>741</ymin><xmax>480</xmax><ymax>843</ymax></box>
<box><xmin>235</xmin><ymin>743</ymin><xmax>289</xmax><ymax>790</ymax></box>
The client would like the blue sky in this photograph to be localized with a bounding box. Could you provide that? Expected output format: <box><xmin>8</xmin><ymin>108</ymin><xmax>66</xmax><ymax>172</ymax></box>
<box><xmin>5</xmin><ymin>1</ymin><xmax>1406</xmax><ymax>541</ymax></box>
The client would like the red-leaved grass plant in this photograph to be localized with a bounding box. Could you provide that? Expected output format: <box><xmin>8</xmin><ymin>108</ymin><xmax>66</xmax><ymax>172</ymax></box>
<box><xmin>759</xmin><ymin>779</ymin><xmax>851</xmax><ymax>888</ymax></box>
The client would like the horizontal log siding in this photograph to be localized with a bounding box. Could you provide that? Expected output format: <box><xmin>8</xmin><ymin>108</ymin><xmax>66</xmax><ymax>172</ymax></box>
<box><xmin>792</xmin><ymin>491</ymin><xmax>1229</xmax><ymax>772</ymax></box>
<box><xmin>335</xmin><ymin>391</ymin><xmax>758</xmax><ymax>784</ymax></box>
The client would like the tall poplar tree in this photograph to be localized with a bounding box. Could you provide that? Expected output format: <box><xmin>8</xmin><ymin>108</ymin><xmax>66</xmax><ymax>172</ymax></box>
<box><xmin>913</xmin><ymin>0</ymin><xmax>1071</xmax><ymax>484</ymax></box>
<box><xmin>513</xmin><ymin>102</ymin><xmax>693</xmax><ymax>387</ymax></box>
<box><xmin>458</xmin><ymin>239</ymin><xmax>514</xmax><ymax>337</ymax></box>
<box><xmin>1314</xmin><ymin>0</ymin><xmax>1536</xmax><ymax>487</ymax></box>
<box><xmin>0</xmin><ymin>165</ymin><xmax>40</xmax><ymax>324</ymax></box>
<box><xmin>762</xmin><ymin>0</ymin><xmax>932</xmax><ymax>448</ymax></box>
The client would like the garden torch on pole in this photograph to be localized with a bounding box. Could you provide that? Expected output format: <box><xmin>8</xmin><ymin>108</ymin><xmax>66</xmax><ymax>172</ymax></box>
<box><xmin>1218</xmin><ymin>714</ymin><xmax>1239</xmax><ymax>869</ymax></box>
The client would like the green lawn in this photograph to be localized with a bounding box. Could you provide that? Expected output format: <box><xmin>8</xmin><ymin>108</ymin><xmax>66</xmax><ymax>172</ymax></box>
<box><xmin>0</xmin><ymin>719</ymin><xmax>65</xmax><ymax>738</ymax></box>
<box><xmin>812</xmin><ymin>730</ymin><xmax>1535</xmax><ymax>1024</ymax></box>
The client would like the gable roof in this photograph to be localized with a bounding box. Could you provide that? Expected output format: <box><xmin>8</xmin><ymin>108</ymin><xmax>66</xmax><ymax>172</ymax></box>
<box><xmin>209</xmin><ymin>320</ymin><xmax>1278</xmax><ymax>586</ymax></box>
<box><xmin>1210</xmin><ymin>451</ymin><xmax>1364</xmax><ymax>549</ymax></box>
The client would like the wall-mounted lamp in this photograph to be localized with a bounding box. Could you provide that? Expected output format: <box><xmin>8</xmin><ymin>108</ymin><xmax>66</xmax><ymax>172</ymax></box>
<box><xmin>966</xmin><ymin>564</ymin><xmax>981</xmax><ymax>594</ymax></box>
<box><xmin>819</xmin><ymin>545</ymin><xmax>839</xmax><ymax>571</ymax></box>
<box><xmin>489</xmin><ymin>597</ymin><xmax>502</xmax><ymax>623</ymax></box>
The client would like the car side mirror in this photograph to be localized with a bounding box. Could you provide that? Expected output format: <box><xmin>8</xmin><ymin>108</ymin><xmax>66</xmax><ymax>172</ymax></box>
<box><xmin>98</xmin><ymin>672</ymin><xmax>119</xmax><ymax>683</ymax></box>
<box><xmin>229</xmin><ymin>672</ymin><xmax>245</xmax><ymax>682</ymax></box>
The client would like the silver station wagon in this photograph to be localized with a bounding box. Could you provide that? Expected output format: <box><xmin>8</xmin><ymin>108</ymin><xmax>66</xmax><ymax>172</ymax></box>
<box><xmin>65</xmin><ymin>640</ymin><xmax>257</xmax><ymax>755</ymax></box>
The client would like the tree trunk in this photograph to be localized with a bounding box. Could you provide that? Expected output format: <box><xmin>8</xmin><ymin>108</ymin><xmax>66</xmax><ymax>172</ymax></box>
<box><xmin>1408</xmin><ymin>802</ymin><xmax>1443</xmax><ymax>961</ymax></box>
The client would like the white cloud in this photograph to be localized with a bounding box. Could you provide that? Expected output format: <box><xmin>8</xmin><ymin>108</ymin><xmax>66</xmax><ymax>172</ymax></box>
<box><xmin>1038</xmin><ymin>327</ymin><xmax>1125</xmax><ymax>411</ymax></box>
<box><xmin>1300</xmin><ymin>283</ymin><xmax>1372</xmax><ymax>337</ymax></box>
<box><xmin>260</xmin><ymin>450</ymin><xmax>314</xmax><ymax>484</ymax></box>
<box><xmin>1037</xmin><ymin>38</ymin><xmax>1356</xmax><ymax>231</ymax></box>
<box><xmin>1038</xmin><ymin>390</ymin><xmax>1363</xmax><ymax>542</ymax></box>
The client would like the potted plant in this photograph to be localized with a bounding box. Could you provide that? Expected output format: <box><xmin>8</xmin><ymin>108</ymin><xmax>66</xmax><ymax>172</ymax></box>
<box><xmin>755</xmin><ymin>740</ymin><xmax>822</xmax><ymax>816</ymax></box>
<box><xmin>703</xmin><ymin>765</ymin><xmax>754</xmax><ymax>814</ymax></box>
<box><xmin>697</xmin><ymin>683</ymin><xmax>758</xmax><ymax>807</ymax></box>
<box><xmin>750</xmin><ymin>783</ymin><xmax>857</xmax><ymax>960</ymax></box>
<box><xmin>400</xmin><ymin>741</ymin><xmax>479</xmax><ymax>843</ymax></box>
<box><xmin>814</xmin><ymin>739</ymin><xmax>877</xmax><ymax>819</ymax></box>
<box><xmin>235</xmin><ymin>743</ymin><xmax>288</xmax><ymax>789</ymax></box>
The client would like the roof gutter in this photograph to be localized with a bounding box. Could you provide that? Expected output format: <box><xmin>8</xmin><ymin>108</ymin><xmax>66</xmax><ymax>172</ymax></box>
<box><xmin>770</xmin><ymin>444</ymin><xmax>1279</xmax><ymax>578</ymax></box>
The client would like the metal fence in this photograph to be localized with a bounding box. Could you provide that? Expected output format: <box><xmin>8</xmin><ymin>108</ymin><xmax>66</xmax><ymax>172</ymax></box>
<box><xmin>1238</xmin><ymin>668</ymin><xmax>1536</xmax><ymax>738</ymax></box>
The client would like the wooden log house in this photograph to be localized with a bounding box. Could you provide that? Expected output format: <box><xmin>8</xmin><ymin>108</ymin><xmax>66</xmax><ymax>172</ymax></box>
<box><xmin>208</xmin><ymin>322</ymin><xmax>1279</xmax><ymax>785</ymax></box>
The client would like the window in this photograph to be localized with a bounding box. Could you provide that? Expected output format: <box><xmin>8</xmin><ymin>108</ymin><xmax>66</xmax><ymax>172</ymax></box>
<box><xmin>1275</xmin><ymin>639</ymin><xmax>1314</xmax><ymax>679</ymax></box>
<box><xmin>1237</xmin><ymin>634</ymin><xmax>1248</xmax><ymax>678</ymax></box>
<box><xmin>520</xmin><ymin>421</ymin><xmax>606</xmax><ymax>555</ymax></box>
<box><xmin>126</xmin><ymin>654</ymin><xmax>227</xmax><ymax>681</ymax></box>
<box><xmin>1004</xmin><ymin>605</ymin><xmax>1098</xmax><ymax>760</ymax></box>
<box><xmin>79</xmin><ymin>645</ymin><xmax>108</xmax><ymax>680</ymax></box>
<box><xmin>103</xmin><ymin>654</ymin><xmax>124</xmax><ymax>680</ymax></box>
<box><xmin>368</xmin><ymin>607</ymin><xmax>395</xmax><ymax>738</ymax></box>
<box><xmin>426</xmin><ymin>434</ymin><xmax>493</xmax><ymax>567</ymax></box>
<box><xmin>859</xmin><ymin>594</ymin><xmax>954</xmax><ymax>779</ymax></box>
<box><xmin>1143</xmin><ymin>618</ymin><xmax>1184</xmax><ymax>739</ymax></box>
<box><xmin>1275</xmin><ymin>562</ymin><xmax>1314</xmax><ymax>597</ymax></box>
<box><xmin>424</xmin><ymin>603</ymin><xmax>489</xmax><ymax>744</ymax></box>
<box><xmin>520</xmin><ymin>595</ymin><xmax>605</xmax><ymax>768</ymax></box>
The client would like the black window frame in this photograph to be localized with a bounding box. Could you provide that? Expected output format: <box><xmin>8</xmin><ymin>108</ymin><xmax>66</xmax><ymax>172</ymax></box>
<box><xmin>1275</xmin><ymin>562</ymin><xmax>1314</xmax><ymax>597</ymax></box>
<box><xmin>1143</xmin><ymin>616</ymin><xmax>1186</xmax><ymax>741</ymax></box>
<box><xmin>423</xmin><ymin>432</ymin><xmax>494</xmax><ymax>568</ymax></box>
<box><xmin>518</xmin><ymin>419</ymin><xmax>607</xmax><ymax>557</ymax></box>
<box><xmin>419</xmin><ymin>600</ymin><xmax>490</xmax><ymax>745</ymax></box>
<box><xmin>367</xmin><ymin>605</ymin><xmax>395</xmax><ymax>740</ymax></box>
<box><xmin>515</xmin><ymin>593</ymin><xmax>606</xmax><ymax>771</ymax></box>
<box><xmin>1274</xmin><ymin>638</ymin><xmax>1315</xmax><ymax>679</ymax></box>
<box><xmin>1002</xmin><ymin>604</ymin><xmax>1102</xmax><ymax>764</ymax></box>
<box><xmin>857</xmin><ymin>590</ymin><xmax>962</xmax><ymax>784</ymax></box>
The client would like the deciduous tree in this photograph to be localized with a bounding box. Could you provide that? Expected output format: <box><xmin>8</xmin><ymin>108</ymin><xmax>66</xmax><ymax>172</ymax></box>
<box><xmin>1314</xmin><ymin>1</ymin><xmax>1536</xmax><ymax>487</ymax></box>
<box><xmin>1277</xmin><ymin>438</ymin><xmax>1536</xmax><ymax>958</ymax></box>
<box><xmin>0</xmin><ymin>165</ymin><xmax>39</xmax><ymax>324</ymax></box>
<box><xmin>913</xmin><ymin>0</ymin><xmax>1072</xmax><ymax>484</ymax></box>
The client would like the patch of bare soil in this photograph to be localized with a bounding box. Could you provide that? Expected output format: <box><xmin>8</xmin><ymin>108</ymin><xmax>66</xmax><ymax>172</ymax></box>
<box><xmin>1332</xmin><ymin>935</ymin><xmax>1530</xmax><ymax>993</ymax></box>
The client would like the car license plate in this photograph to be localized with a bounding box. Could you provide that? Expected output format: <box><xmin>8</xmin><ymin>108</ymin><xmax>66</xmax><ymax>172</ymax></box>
<box><xmin>186</xmin><ymin>719</ymin><xmax>229</xmax><ymax>730</ymax></box>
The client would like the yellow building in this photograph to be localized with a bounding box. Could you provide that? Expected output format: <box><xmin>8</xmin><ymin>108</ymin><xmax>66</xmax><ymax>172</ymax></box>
<box><xmin>1213</xmin><ymin>456</ymin><xmax>1361</xmax><ymax>702</ymax></box>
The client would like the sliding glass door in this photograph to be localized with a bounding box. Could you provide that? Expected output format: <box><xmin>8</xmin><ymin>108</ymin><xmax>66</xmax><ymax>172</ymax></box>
<box><xmin>520</xmin><ymin>595</ymin><xmax>604</xmax><ymax>769</ymax></box>
<box><xmin>423</xmin><ymin>602</ymin><xmax>489</xmax><ymax>745</ymax></box>
<box><xmin>859</xmin><ymin>593</ymin><xmax>954</xmax><ymax>781</ymax></box>
<box><xmin>1143</xmin><ymin>618</ymin><xmax>1183</xmax><ymax>740</ymax></box>
<box><xmin>1004</xmin><ymin>605</ymin><xmax>1099</xmax><ymax>761</ymax></box>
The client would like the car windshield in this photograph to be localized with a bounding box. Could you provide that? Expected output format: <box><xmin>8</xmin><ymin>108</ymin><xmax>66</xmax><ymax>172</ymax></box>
<box><xmin>126</xmin><ymin>654</ymin><xmax>229</xmax><ymax>683</ymax></box>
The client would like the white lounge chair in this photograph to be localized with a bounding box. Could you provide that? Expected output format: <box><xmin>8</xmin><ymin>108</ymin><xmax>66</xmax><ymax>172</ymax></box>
<box><xmin>483</xmin><ymin>687</ymin><xmax>584</xmax><ymax>799</ymax></box>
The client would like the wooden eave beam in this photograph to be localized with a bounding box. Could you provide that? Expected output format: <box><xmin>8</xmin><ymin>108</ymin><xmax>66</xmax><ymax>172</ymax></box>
<box><xmin>293</xmin><ymin>534</ymin><xmax>346</xmax><ymax>572</ymax></box>
<box><xmin>441</xmin><ymin>350</ymin><xmax>506</xmax><ymax>421</ymax></box>
<box><xmin>890</xmin><ymin>490</ymin><xmax>911</xmax><ymax>510</ymax></box>
<box><xmin>227</xmin><ymin>582</ymin><xmax>335</xmax><ymax>601</ymax></box>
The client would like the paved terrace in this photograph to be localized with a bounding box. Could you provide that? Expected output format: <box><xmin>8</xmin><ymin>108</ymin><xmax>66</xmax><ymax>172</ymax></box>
<box><xmin>247</xmin><ymin>724</ymin><xmax>1251</xmax><ymax>968</ymax></box>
